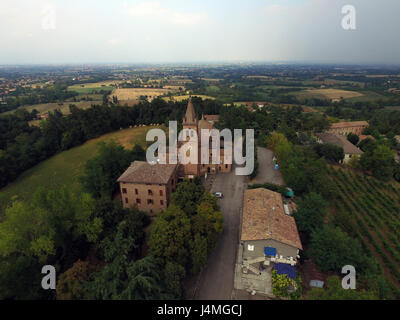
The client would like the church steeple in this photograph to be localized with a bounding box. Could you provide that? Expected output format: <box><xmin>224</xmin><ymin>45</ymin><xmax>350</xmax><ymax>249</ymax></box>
<box><xmin>183</xmin><ymin>96</ymin><xmax>197</xmax><ymax>126</ymax></box>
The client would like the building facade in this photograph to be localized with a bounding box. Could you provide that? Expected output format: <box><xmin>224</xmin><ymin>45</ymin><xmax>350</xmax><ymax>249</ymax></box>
<box><xmin>117</xmin><ymin>161</ymin><xmax>178</xmax><ymax>215</ymax></box>
<box><xmin>162</xmin><ymin>97</ymin><xmax>232</xmax><ymax>181</ymax></box>
<box><xmin>326</xmin><ymin>121</ymin><xmax>369</xmax><ymax>136</ymax></box>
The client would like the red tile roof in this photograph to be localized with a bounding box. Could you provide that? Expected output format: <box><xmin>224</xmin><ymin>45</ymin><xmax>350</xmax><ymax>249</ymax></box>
<box><xmin>117</xmin><ymin>161</ymin><xmax>177</xmax><ymax>185</ymax></box>
<box><xmin>241</xmin><ymin>188</ymin><xmax>302</xmax><ymax>250</ymax></box>
<box><xmin>316</xmin><ymin>133</ymin><xmax>364</xmax><ymax>155</ymax></box>
<box><xmin>330</xmin><ymin>121</ymin><xmax>368</xmax><ymax>129</ymax></box>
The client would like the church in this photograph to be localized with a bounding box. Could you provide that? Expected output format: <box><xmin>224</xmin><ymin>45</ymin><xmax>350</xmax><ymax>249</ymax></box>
<box><xmin>117</xmin><ymin>97</ymin><xmax>231</xmax><ymax>214</ymax></box>
<box><xmin>175</xmin><ymin>97</ymin><xmax>232</xmax><ymax>181</ymax></box>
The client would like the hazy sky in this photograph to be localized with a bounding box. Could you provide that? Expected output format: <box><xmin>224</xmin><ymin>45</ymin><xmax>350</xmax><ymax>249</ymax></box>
<box><xmin>0</xmin><ymin>0</ymin><xmax>399</xmax><ymax>64</ymax></box>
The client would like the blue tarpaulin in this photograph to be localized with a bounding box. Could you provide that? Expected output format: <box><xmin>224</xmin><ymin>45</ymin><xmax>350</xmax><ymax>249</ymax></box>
<box><xmin>264</xmin><ymin>247</ymin><xmax>277</xmax><ymax>256</ymax></box>
<box><xmin>274</xmin><ymin>263</ymin><xmax>297</xmax><ymax>280</ymax></box>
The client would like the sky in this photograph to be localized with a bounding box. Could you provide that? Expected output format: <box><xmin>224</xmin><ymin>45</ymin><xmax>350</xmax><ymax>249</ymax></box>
<box><xmin>0</xmin><ymin>0</ymin><xmax>399</xmax><ymax>64</ymax></box>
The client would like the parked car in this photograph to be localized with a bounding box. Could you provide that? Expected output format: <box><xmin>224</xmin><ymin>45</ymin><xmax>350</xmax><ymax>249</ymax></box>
<box><xmin>214</xmin><ymin>192</ymin><xmax>224</xmax><ymax>199</ymax></box>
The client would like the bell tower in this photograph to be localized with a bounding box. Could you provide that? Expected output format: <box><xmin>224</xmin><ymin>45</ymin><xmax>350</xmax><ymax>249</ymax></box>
<box><xmin>180</xmin><ymin>97</ymin><xmax>199</xmax><ymax>178</ymax></box>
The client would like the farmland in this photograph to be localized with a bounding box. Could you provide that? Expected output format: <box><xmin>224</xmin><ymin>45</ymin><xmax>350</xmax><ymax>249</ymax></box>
<box><xmin>0</xmin><ymin>125</ymin><xmax>163</xmax><ymax>214</ymax></box>
<box><xmin>4</xmin><ymin>100</ymin><xmax>100</xmax><ymax>116</ymax></box>
<box><xmin>327</xmin><ymin>166</ymin><xmax>400</xmax><ymax>299</ymax></box>
<box><xmin>112</xmin><ymin>88</ymin><xmax>175</xmax><ymax>101</ymax></box>
<box><xmin>293</xmin><ymin>88</ymin><xmax>364</xmax><ymax>100</ymax></box>
<box><xmin>68</xmin><ymin>81</ymin><xmax>119</xmax><ymax>94</ymax></box>
<box><xmin>162</xmin><ymin>94</ymin><xmax>215</xmax><ymax>102</ymax></box>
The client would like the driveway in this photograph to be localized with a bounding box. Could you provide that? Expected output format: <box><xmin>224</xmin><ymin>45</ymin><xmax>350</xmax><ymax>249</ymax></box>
<box><xmin>252</xmin><ymin>147</ymin><xmax>285</xmax><ymax>185</ymax></box>
<box><xmin>194</xmin><ymin>166</ymin><xmax>246</xmax><ymax>300</ymax></box>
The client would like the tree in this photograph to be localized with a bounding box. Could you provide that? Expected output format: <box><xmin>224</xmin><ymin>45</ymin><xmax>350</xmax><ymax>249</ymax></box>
<box><xmin>193</xmin><ymin>200</ymin><xmax>223</xmax><ymax>251</ymax></box>
<box><xmin>358</xmin><ymin>138</ymin><xmax>377</xmax><ymax>153</ymax></box>
<box><xmin>79</xmin><ymin>141</ymin><xmax>145</xmax><ymax>199</ymax></box>
<box><xmin>85</xmin><ymin>256</ymin><xmax>166</xmax><ymax>300</ymax></box>
<box><xmin>394</xmin><ymin>163</ymin><xmax>400</xmax><ymax>182</ymax></box>
<box><xmin>0</xmin><ymin>188</ymin><xmax>101</xmax><ymax>263</ymax></box>
<box><xmin>306</xmin><ymin>276</ymin><xmax>377</xmax><ymax>300</ymax></box>
<box><xmin>57</xmin><ymin>260</ymin><xmax>99</xmax><ymax>300</ymax></box>
<box><xmin>360</xmin><ymin>144</ymin><xmax>395</xmax><ymax>181</ymax></box>
<box><xmin>347</xmin><ymin>154</ymin><xmax>361</xmax><ymax>169</ymax></box>
<box><xmin>0</xmin><ymin>255</ymin><xmax>45</xmax><ymax>300</ymax></box>
<box><xmin>190</xmin><ymin>233</ymin><xmax>208</xmax><ymax>275</ymax></box>
<box><xmin>271</xmin><ymin>270</ymin><xmax>301</xmax><ymax>300</ymax></box>
<box><xmin>98</xmin><ymin>210</ymin><xmax>147</xmax><ymax>263</ymax></box>
<box><xmin>347</xmin><ymin>133</ymin><xmax>359</xmax><ymax>145</ymax></box>
<box><xmin>149</xmin><ymin>205</ymin><xmax>192</xmax><ymax>267</ymax></box>
<box><xmin>308</xmin><ymin>226</ymin><xmax>379</xmax><ymax>275</ymax></box>
<box><xmin>170</xmin><ymin>180</ymin><xmax>207</xmax><ymax>216</ymax></box>
<box><xmin>293</xmin><ymin>193</ymin><xmax>327</xmax><ymax>243</ymax></box>
<box><xmin>314</xmin><ymin>143</ymin><xmax>345</xmax><ymax>163</ymax></box>
<box><xmin>164</xmin><ymin>262</ymin><xmax>186</xmax><ymax>299</ymax></box>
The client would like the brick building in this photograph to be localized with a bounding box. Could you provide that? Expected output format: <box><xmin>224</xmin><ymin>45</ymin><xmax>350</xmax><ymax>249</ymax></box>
<box><xmin>117</xmin><ymin>161</ymin><xmax>178</xmax><ymax>215</ymax></box>
<box><xmin>326</xmin><ymin>121</ymin><xmax>369</xmax><ymax>136</ymax></box>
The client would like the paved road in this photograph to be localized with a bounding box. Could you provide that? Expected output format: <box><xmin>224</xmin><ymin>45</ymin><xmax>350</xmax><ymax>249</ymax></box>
<box><xmin>252</xmin><ymin>147</ymin><xmax>285</xmax><ymax>185</ymax></box>
<box><xmin>195</xmin><ymin>167</ymin><xmax>246</xmax><ymax>300</ymax></box>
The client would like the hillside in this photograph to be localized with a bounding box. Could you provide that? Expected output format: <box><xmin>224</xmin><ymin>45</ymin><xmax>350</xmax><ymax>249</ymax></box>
<box><xmin>0</xmin><ymin>125</ymin><xmax>162</xmax><ymax>214</ymax></box>
<box><xmin>327</xmin><ymin>166</ymin><xmax>400</xmax><ymax>298</ymax></box>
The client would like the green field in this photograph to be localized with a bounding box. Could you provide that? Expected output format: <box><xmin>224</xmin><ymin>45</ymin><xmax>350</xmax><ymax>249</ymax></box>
<box><xmin>68</xmin><ymin>83</ymin><xmax>116</xmax><ymax>95</ymax></box>
<box><xmin>4</xmin><ymin>101</ymin><xmax>101</xmax><ymax>116</ymax></box>
<box><xmin>0</xmin><ymin>125</ymin><xmax>163</xmax><ymax>214</ymax></box>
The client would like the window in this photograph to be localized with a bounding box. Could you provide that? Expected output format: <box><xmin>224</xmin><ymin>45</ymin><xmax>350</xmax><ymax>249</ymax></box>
<box><xmin>136</xmin><ymin>199</ymin><xmax>141</xmax><ymax>204</ymax></box>
<box><xmin>225</xmin><ymin>164</ymin><xmax>228</xmax><ymax>169</ymax></box>
<box><xmin>248</xmin><ymin>245</ymin><xmax>254</xmax><ymax>251</ymax></box>
<box><xmin>125</xmin><ymin>198</ymin><xmax>128</xmax><ymax>204</ymax></box>
<box><xmin>135</xmin><ymin>189</ymin><xmax>138</xmax><ymax>195</ymax></box>
<box><xmin>160</xmin><ymin>200</ymin><xmax>164</xmax><ymax>205</ymax></box>
<box><xmin>148</xmin><ymin>189</ymin><xmax>153</xmax><ymax>196</ymax></box>
<box><xmin>122</xmin><ymin>188</ymin><xmax>127</xmax><ymax>194</ymax></box>
<box><xmin>147</xmin><ymin>199</ymin><xmax>153</xmax><ymax>205</ymax></box>
<box><xmin>159</xmin><ymin>190</ymin><xmax>163</xmax><ymax>196</ymax></box>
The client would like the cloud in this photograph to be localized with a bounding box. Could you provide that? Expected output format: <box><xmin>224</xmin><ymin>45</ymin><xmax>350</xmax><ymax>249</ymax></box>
<box><xmin>127</xmin><ymin>1</ymin><xmax>207</xmax><ymax>26</ymax></box>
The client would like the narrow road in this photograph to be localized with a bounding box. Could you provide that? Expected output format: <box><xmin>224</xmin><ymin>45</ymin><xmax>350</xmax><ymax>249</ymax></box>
<box><xmin>195</xmin><ymin>167</ymin><xmax>246</xmax><ymax>300</ymax></box>
<box><xmin>252</xmin><ymin>147</ymin><xmax>284</xmax><ymax>185</ymax></box>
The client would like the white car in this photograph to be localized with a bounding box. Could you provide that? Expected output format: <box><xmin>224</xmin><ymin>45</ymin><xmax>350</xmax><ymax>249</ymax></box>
<box><xmin>214</xmin><ymin>192</ymin><xmax>224</xmax><ymax>199</ymax></box>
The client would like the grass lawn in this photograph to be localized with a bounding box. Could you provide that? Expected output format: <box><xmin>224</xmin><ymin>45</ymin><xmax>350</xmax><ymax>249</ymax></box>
<box><xmin>0</xmin><ymin>125</ymin><xmax>164</xmax><ymax>214</ymax></box>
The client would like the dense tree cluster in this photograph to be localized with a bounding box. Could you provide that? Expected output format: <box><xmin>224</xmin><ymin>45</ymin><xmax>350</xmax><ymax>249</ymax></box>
<box><xmin>267</xmin><ymin>133</ymin><xmax>335</xmax><ymax>198</ymax></box>
<box><xmin>0</xmin><ymin>85</ymin><xmax>79</xmax><ymax>113</ymax></box>
<box><xmin>0</xmin><ymin>97</ymin><xmax>222</xmax><ymax>189</ymax></box>
<box><xmin>79</xmin><ymin>141</ymin><xmax>145</xmax><ymax>199</ymax></box>
<box><xmin>149</xmin><ymin>179</ymin><xmax>224</xmax><ymax>297</ymax></box>
<box><xmin>0</xmin><ymin>187</ymin><xmax>102</xmax><ymax>299</ymax></box>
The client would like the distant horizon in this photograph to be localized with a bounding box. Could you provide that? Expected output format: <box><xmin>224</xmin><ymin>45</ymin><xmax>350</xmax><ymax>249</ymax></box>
<box><xmin>2</xmin><ymin>61</ymin><xmax>400</xmax><ymax>68</ymax></box>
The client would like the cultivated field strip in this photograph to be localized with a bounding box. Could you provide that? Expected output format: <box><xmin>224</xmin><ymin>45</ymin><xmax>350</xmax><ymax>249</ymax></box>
<box><xmin>327</xmin><ymin>166</ymin><xmax>400</xmax><ymax>298</ymax></box>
